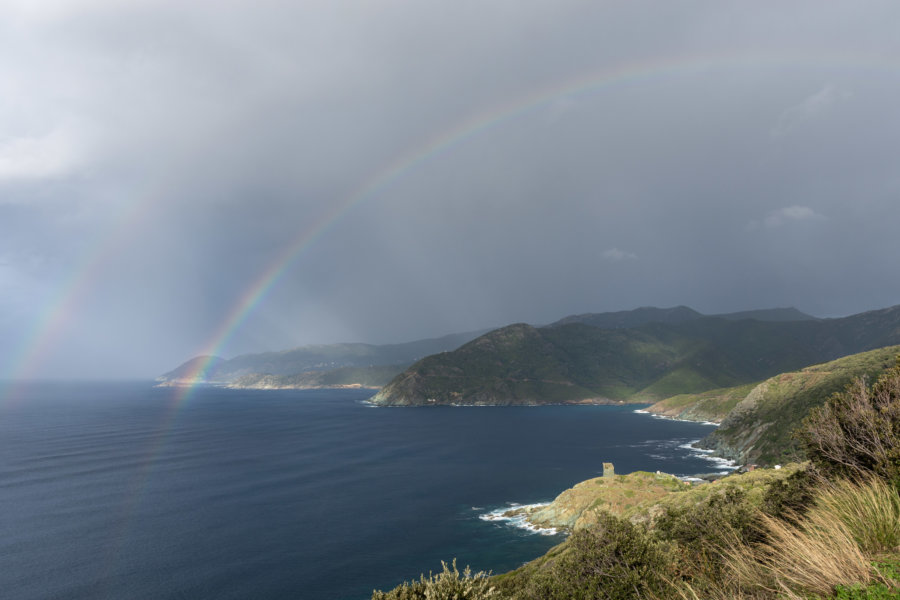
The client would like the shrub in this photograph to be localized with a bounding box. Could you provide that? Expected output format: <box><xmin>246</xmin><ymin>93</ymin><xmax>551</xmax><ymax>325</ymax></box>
<box><xmin>517</xmin><ymin>512</ymin><xmax>673</xmax><ymax>600</ymax></box>
<box><xmin>798</xmin><ymin>361</ymin><xmax>900</xmax><ymax>485</ymax></box>
<box><xmin>760</xmin><ymin>466</ymin><xmax>818</xmax><ymax>521</ymax></box>
<box><xmin>653</xmin><ymin>486</ymin><xmax>759</xmax><ymax>585</ymax></box>
<box><xmin>371</xmin><ymin>559</ymin><xmax>498</xmax><ymax>600</ymax></box>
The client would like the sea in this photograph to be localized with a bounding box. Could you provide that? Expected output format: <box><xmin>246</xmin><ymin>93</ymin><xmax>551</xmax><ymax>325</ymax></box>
<box><xmin>0</xmin><ymin>382</ymin><xmax>733</xmax><ymax>600</ymax></box>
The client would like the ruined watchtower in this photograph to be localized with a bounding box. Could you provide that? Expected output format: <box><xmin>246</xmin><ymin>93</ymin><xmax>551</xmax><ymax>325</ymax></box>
<box><xmin>603</xmin><ymin>462</ymin><xmax>615</xmax><ymax>478</ymax></box>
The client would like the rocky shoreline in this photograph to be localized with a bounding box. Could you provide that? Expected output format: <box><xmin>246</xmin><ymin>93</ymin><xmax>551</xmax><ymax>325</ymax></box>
<box><xmin>490</xmin><ymin>460</ymin><xmax>790</xmax><ymax>536</ymax></box>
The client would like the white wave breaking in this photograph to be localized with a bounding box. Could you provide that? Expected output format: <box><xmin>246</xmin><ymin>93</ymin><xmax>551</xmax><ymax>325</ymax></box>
<box><xmin>478</xmin><ymin>503</ymin><xmax>560</xmax><ymax>536</ymax></box>
<box><xmin>633</xmin><ymin>408</ymin><xmax>719</xmax><ymax>426</ymax></box>
<box><xmin>678</xmin><ymin>440</ymin><xmax>739</xmax><ymax>472</ymax></box>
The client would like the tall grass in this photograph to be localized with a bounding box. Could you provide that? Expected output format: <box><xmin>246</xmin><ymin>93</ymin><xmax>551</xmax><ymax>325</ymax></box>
<box><xmin>730</xmin><ymin>510</ymin><xmax>872</xmax><ymax>598</ymax></box>
<box><xmin>667</xmin><ymin>478</ymin><xmax>899</xmax><ymax>600</ymax></box>
<box><xmin>814</xmin><ymin>477</ymin><xmax>900</xmax><ymax>555</ymax></box>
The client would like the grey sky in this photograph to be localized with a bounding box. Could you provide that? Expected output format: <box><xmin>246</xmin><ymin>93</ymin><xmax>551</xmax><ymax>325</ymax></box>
<box><xmin>2</xmin><ymin>1</ymin><xmax>900</xmax><ymax>378</ymax></box>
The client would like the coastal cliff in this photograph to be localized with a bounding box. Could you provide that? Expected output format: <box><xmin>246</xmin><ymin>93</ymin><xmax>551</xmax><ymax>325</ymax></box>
<box><xmin>697</xmin><ymin>345</ymin><xmax>900</xmax><ymax>465</ymax></box>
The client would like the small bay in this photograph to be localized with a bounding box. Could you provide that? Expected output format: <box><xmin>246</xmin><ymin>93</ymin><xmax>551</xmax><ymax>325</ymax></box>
<box><xmin>0</xmin><ymin>382</ymin><xmax>723</xmax><ymax>600</ymax></box>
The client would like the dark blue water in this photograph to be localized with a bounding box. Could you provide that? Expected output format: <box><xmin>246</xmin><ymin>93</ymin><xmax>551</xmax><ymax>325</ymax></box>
<box><xmin>0</xmin><ymin>382</ymin><xmax>723</xmax><ymax>600</ymax></box>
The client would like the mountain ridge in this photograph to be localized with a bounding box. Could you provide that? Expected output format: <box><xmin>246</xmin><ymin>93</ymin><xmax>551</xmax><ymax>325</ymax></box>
<box><xmin>548</xmin><ymin>305</ymin><xmax>816</xmax><ymax>329</ymax></box>
<box><xmin>160</xmin><ymin>305</ymin><xmax>819</xmax><ymax>388</ymax></box>
<box><xmin>371</xmin><ymin>304</ymin><xmax>900</xmax><ymax>406</ymax></box>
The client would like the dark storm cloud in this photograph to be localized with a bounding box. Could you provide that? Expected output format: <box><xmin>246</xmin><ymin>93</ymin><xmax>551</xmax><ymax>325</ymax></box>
<box><xmin>2</xmin><ymin>0</ymin><xmax>900</xmax><ymax>377</ymax></box>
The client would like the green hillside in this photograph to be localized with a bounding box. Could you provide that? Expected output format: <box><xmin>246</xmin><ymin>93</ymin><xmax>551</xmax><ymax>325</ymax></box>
<box><xmin>160</xmin><ymin>305</ymin><xmax>819</xmax><ymax>387</ymax></box>
<box><xmin>645</xmin><ymin>383</ymin><xmax>757</xmax><ymax>423</ymax></box>
<box><xmin>699</xmin><ymin>345</ymin><xmax>900</xmax><ymax>466</ymax></box>
<box><xmin>370</xmin><ymin>322</ymin><xmax>738</xmax><ymax>406</ymax></box>
<box><xmin>371</xmin><ymin>305</ymin><xmax>900</xmax><ymax>406</ymax></box>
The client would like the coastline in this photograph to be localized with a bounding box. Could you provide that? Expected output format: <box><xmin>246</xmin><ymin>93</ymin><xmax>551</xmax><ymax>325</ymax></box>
<box><xmin>154</xmin><ymin>380</ymin><xmax>380</xmax><ymax>391</ymax></box>
<box><xmin>481</xmin><ymin>455</ymin><xmax>741</xmax><ymax>537</ymax></box>
<box><xmin>480</xmin><ymin>411</ymin><xmax>740</xmax><ymax>537</ymax></box>
<box><xmin>226</xmin><ymin>382</ymin><xmax>381</xmax><ymax>390</ymax></box>
<box><xmin>633</xmin><ymin>408</ymin><xmax>721</xmax><ymax>426</ymax></box>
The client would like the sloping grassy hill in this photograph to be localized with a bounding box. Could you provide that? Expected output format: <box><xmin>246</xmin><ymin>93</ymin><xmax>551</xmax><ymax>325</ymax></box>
<box><xmin>646</xmin><ymin>383</ymin><xmax>757</xmax><ymax>423</ymax></box>
<box><xmin>518</xmin><ymin>465</ymin><xmax>803</xmax><ymax>533</ymax></box>
<box><xmin>370</xmin><ymin>322</ymin><xmax>741</xmax><ymax>405</ymax></box>
<box><xmin>699</xmin><ymin>345</ymin><xmax>900</xmax><ymax>465</ymax></box>
<box><xmin>512</xmin><ymin>471</ymin><xmax>691</xmax><ymax>532</ymax></box>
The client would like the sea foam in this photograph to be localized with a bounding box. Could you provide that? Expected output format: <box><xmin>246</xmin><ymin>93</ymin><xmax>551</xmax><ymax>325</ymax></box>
<box><xmin>479</xmin><ymin>503</ymin><xmax>560</xmax><ymax>536</ymax></box>
<box><xmin>678</xmin><ymin>440</ymin><xmax>739</xmax><ymax>472</ymax></box>
<box><xmin>633</xmin><ymin>408</ymin><xmax>719</xmax><ymax>426</ymax></box>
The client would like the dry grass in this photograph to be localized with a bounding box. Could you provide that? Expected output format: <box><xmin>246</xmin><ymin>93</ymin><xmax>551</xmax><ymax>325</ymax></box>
<box><xmin>814</xmin><ymin>477</ymin><xmax>900</xmax><ymax>555</ymax></box>
<box><xmin>729</xmin><ymin>510</ymin><xmax>872</xmax><ymax>598</ymax></box>
<box><xmin>662</xmin><ymin>478</ymin><xmax>899</xmax><ymax>600</ymax></box>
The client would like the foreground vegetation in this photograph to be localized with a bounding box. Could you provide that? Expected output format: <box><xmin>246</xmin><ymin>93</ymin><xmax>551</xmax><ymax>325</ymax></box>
<box><xmin>373</xmin><ymin>360</ymin><xmax>900</xmax><ymax>599</ymax></box>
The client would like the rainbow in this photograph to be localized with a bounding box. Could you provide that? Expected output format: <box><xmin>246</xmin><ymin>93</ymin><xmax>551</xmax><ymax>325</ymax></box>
<box><xmin>0</xmin><ymin>197</ymin><xmax>159</xmax><ymax>404</ymax></box>
<box><xmin>11</xmin><ymin>49</ymin><xmax>889</xmax><ymax>546</ymax></box>
<box><xmin>170</xmin><ymin>50</ymin><xmax>883</xmax><ymax>394</ymax></box>
<box><xmin>170</xmin><ymin>53</ymin><xmax>717</xmax><ymax>396</ymax></box>
<box><xmin>6</xmin><ymin>50</ymin><xmax>896</xmax><ymax>408</ymax></box>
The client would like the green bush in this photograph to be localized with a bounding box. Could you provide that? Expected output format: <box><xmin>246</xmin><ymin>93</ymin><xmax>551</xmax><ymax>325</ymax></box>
<box><xmin>371</xmin><ymin>559</ymin><xmax>498</xmax><ymax>600</ymax></box>
<box><xmin>515</xmin><ymin>512</ymin><xmax>673</xmax><ymax>600</ymax></box>
<box><xmin>799</xmin><ymin>361</ymin><xmax>900</xmax><ymax>486</ymax></box>
<box><xmin>761</xmin><ymin>466</ymin><xmax>818</xmax><ymax>521</ymax></box>
<box><xmin>654</xmin><ymin>486</ymin><xmax>759</xmax><ymax>584</ymax></box>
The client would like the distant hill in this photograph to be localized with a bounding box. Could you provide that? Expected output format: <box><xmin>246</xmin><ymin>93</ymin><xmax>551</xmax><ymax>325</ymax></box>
<box><xmin>550</xmin><ymin>306</ymin><xmax>703</xmax><ymax>328</ymax></box>
<box><xmin>157</xmin><ymin>329</ymin><xmax>490</xmax><ymax>385</ymax></box>
<box><xmin>227</xmin><ymin>365</ymin><xmax>405</xmax><ymax>390</ymax></box>
<box><xmin>550</xmin><ymin>306</ymin><xmax>816</xmax><ymax>328</ymax></box>
<box><xmin>710</xmin><ymin>307</ymin><xmax>818</xmax><ymax>322</ymax></box>
<box><xmin>159</xmin><ymin>306</ymin><xmax>819</xmax><ymax>387</ymax></box>
<box><xmin>370</xmin><ymin>304</ymin><xmax>900</xmax><ymax>406</ymax></box>
<box><xmin>158</xmin><ymin>355</ymin><xmax>228</xmax><ymax>385</ymax></box>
